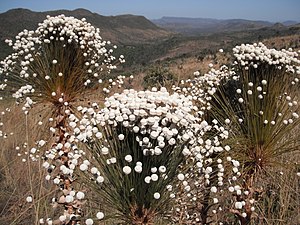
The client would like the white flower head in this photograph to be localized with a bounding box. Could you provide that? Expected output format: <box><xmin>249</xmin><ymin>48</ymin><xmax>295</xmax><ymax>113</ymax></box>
<box><xmin>96</xmin><ymin>211</ymin><xmax>104</xmax><ymax>219</ymax></box>
<box><xmin>123</xmin><ymin>166</ymin><xmax>131</xmax><ymax>175</ymax></box>
<box><xmin>85</xmin><ymin>218</ymin><xmax>94</xmax><ymax>225</ymax></box>
<box><xmin>26</xmin><ymin>196</ymin><xmax>33</xmax><ymax>203</ymax></box>
<box><xmin>153</xmin><ymin>192</ymin><xmax>160</xmax><ymax>199</ymax></box>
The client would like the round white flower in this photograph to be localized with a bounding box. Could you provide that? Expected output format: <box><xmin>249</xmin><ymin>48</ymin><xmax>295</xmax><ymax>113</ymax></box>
<box><xmin>158</xmin><ymin>166</ymin><xmax>166</xmax><ymax>173</ymax></box>
<box><xmin>26</xmin><ymin>196</ymin><xmax>33</xmax><ymax>203</ymax></box>
<box><xmin>85</xmin><ymin>218</ymin><xmax>94</xmax><ymax>225</ymax></box>
<box><xmin>144</xmin><ymin>176</ymin><xmax>151</xmax><ymax>183</ymax></box>
<box><xmin>151</xmin><ymin>174</ymin><xmax>158</xmax><ymax>181</ymax></box>
<box><xmin>154</xmin><ymin>192</ymin><xmax>160</xmax><ymax>199</ymax></box>
<box><xmin>76</xmin><ymin>191</ymin><xmax>85</xmax><ymax>200</ymax></box>
<box><xmin>125</xmin><ymin>155</ymin><xmax>132</xmax><ymax>162</ymax></box>
<box><xmin>91</xmin><ymin>167</ymin><xmax>98</xmax><ymax>174</ymax></box>
<box><xmin>232</xmin><ymin>160</ymin><xmax>240</xmax><ymax>167</ymax></box>
<box><xmin>65</xmin><ymin>195</ymin><xmax>74</xmax><ymax>203</ymax></box>
<box><xmin>96</xmin><ymin>211</ymin><xmax>104</xmax><ymax>219</ymax></box>
<box><xmin>101</xmin><ymin>147</ymin><xmax>109</xmax><ymax>155</ymax></box>
<box><xmin>177</xmin><ymin>173</ymin><xmax>185</xmax><ymax>181</ymax></box>
<box><xmin>228</xmin><ymin>186</ymin><xmax>235</xmax><ymax>192</ymax></box>
<box><xmin>224</xmin><ymin>145</ymin><xmax>231</xmax><ymax>151</ymax></box>
<box><xmin>134</xmin><ymin>165</ymin><xmax>142</xmax><ymax>173</ymax></box>
<box><xmin>123</xmin><ymin>166</ymin><xmax>131</xmax><ymax>174</ymax></box>
<box><xmin>59</xmin><ymin>215</ymin><xmax>66</xmax><ymax>222</ymax></box>
<box><xmin>225</xmin><ymin>119</ymin><xmax>230</xmax><ymax>124</ymax></box>
<box><xmin>80</xmin><ymin>163</ymin><xmax>88</xmax><ymax>171</ymax></box>
<box><xmin>235</xmin><ymin>201</ymin><xmax>243</xmax><ymax>209</ymax></box>
<box><xmin>53</xmin><ymin>177</ymin><xmax>60</xmax><ymax>184</ymax></box>
<box><xmin>96</xmin><ymin>176</ymin><xmax>104</xmax><ymax>183</ymax></box>
<box><xmin>118</xmin><ymin>134</ymin><xmax>124</xmax><ymax>140</ymax></box>
<box><xmin>210</xmin><ymin>186</ymin><xmax>217</xmax><ymax>193</ymax></box>
<box><xmin>96</xmin><ymin>132</ymin><xmax>102</xmax><ymax>139</ymax></box>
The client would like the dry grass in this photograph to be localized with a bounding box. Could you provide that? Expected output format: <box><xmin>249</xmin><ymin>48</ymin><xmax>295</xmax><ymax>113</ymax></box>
<box><xmin>0</xmin><ymin>101</ymin><xmax>57</xmax><ymax>225</ymax></box>
<box><xmin>0</xmin><ymin>35</ymin><xmax>300</xmax><ymax>224</ymax></box>
<box><xmin>1</xmin><ymin>92</ymin><xmax>299</xmax><ymax>225</ymax></box>
<box><xmin>262</xmin><ymin>34</ymin><xmax>300</xmax><ymax>50</ymax></box>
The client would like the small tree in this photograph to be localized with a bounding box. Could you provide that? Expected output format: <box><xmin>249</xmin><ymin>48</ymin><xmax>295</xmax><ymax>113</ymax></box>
<box><xmin>143</xmin><ymin>65</ymin><xmax>174</xmax><ymax>88</ymax></box>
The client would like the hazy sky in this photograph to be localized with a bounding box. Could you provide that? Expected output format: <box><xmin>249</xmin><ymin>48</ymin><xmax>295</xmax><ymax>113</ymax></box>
<box><xmin>0</xmin><ymin>0</ymin><xmax>299</xmax><ymax>22</ymax></box>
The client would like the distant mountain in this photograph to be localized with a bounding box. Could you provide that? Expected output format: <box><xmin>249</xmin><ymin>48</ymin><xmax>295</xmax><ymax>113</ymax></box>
<box><xmin>282</xmin><ymin>20</ymin><xmax>300</xmax><ymax>26</ymax></box>
<box><xmin>1</xmin><ymin>9</ymin><xmax>299</xmax><ymax>66</ymax></box>
<box><xmin>152</xmin><ymin>17</ymin><xmax>275</xmax><ymax>35</ymax></box>
<box><xmin>0</xmin><ymin>8</ymin><xmax>171</xmax><ymax>59</ymax></box>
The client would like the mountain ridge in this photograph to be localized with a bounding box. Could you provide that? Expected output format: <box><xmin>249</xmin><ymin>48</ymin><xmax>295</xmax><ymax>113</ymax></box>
<box><xmin>1</xmin><ymin>8</ymin><xmax>299</xmax><ymax>65</ymax></box>
<box><xmin>151</xmin><ymin>16</ymin><xmax>299</xmax><ymax>35</ymax></box>
<box><xmin>0</xmin><ymin>8</ymin><xmax>172</xmax><ymax>59</ymax></box>
<box><xmin>0</xmin><ymin>8</ymin><xmax>171</xmax><ymax>43</ymax></box>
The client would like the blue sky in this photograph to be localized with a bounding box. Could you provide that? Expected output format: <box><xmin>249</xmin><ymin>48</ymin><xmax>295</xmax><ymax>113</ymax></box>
<box><xmin>0</xmin><ymin>0</ymin><xmax>299</xmax><ymax>22</ymax></box>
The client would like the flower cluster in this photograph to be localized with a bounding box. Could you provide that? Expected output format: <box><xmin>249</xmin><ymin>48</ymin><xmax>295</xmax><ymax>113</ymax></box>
<box><xmin>67</xmin><ymin>88</ymin><xmax>205</xmax><ymax>223</ymax></box>
<box><xmin>65</xmin><ymin>87</ymin><xmax>243</xmax><ymax>224</ymax></box>
<box><xmin>173</xmin><ymin>65</ymin><xmax>235</xmax><ymax>112</ymax></box>
<box><xmin>0</xmin><ymin>14</ymin><xmax>125</xmax><ymax>110</ymax></box>
<box><xmin>228</xmin><ymin>43</ymin><xmax>300</xmax><ymax>137</ymax></box>
<box><xmin>76</xmin><ymin>87</ymin><xmax>199</xmax><ymax>145</ymax></box>
<box><xmin>233</xmin><ymin>42</ymin><xmax>300</xmax><ymax>73</ymax></box>
<box><xmin>170</xmin><ymin>119</ymin><xmax>243</xmax><ymax>224</ymax></box>
<box><xmin>206</xmin><ymin>43</ymin><xmax>300</xmax><ymax>223</ymax></box>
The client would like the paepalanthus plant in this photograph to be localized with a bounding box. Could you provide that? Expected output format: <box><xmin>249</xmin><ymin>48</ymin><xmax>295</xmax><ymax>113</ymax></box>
<box><xmin>0</xmin><ymin>14</ymin><xmax>125</xmax><ymax>109</ymax></box>
<box><xmin>172</xmin><ymin>65</ymin><xmax>246</xmax><ymax>224</ymax></box>
<box><xmin>70</xmin><ymin>87</ymin><xmax>200</xmax><ymax>224</ymax></box>
<box><xmin>208</xmin><ymin>43</ymin><xmax>300</xmax><ymax>224</ymax></box>
<box><xmin>0</xmin><ymin>14</ymin><xmax>126</xmax><ymax>224</ymax></box>
<box><xmin>69</xmin><ymin>82</ymin><xmax>243</xmax><ymax>225</ymax></box>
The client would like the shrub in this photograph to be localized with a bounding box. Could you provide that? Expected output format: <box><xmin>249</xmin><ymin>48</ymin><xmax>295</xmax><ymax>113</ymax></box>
<box><xmin>143</xmin><ymin>65</ymin><xmax>175</xmax><ymax>89</ymax></box>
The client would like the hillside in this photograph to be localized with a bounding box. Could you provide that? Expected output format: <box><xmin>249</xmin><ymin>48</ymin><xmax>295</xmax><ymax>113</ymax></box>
<box><xmin>0</xmin><ymin>8</ymin><xmax>300</xmax><ymax>71</ymax></box>
<box><xmin>0</xmin><ymin>8</ymin><xmax>171</xmax><ymax>59</ymax></box>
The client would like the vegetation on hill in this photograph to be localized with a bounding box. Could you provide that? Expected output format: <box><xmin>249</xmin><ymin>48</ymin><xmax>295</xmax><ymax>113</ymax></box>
<box><xmin>1</xmin><ymin>8</ymin><xmax>300</xmax><ymax>67</ymax></box>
